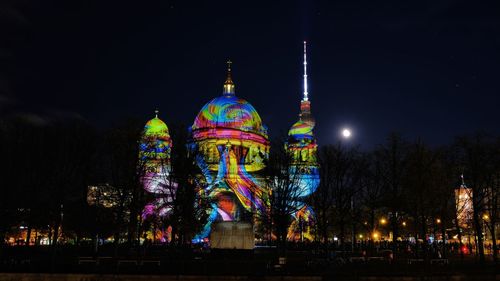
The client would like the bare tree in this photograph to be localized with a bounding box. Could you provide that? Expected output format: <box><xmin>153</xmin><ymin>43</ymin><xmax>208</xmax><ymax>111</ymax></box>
<box><xmin>0</xmin><ymin>117</ymin><xmax>56</xmax><ymax>246</ymax></box>
<box><xmin>168</xmin><ymin>124</ymin><xmax>210</xmax><ymax>245</ymax></box>
<box><xmin>46</xmin><ymin>122</ymin><xmax>95</xmax><ymax>249</ymax></box>
<box><xmin>0</xmin><ymin>118</ymin><xmax>25</xmax><ymax>245</ymax></box>
<box><xmin>403</xmin><ymin>140</ymin><xmax>454</xmax><ymax>258</ymax></box>
<box><xmin>430</xmin><ymin>147</ymin><xmax>457</xmax><ymax>259</ymax></box>
<box><xmin>376</xmin><ymin>133</ymin><xmax>408</xmax><ymax>257</ymax></box>
<box><xmin>102</xmin><ymin>119</ymin><xmax>148</xmax><ymax>250</ymax></box>
<box><xmin>330</xmin><ymin>144</ymin><xmax>363</xmax><ymax>249</ymax></box>
<box><xmin>311</xmin><ymin>147</ymin><xmax>336</xmax><ymax>248</ymax></box>
<box><xmin>266</xmin><ymin>139</ymin><xmax>305</xmax><ymax>250</ymax></box>
<box><xmin>454</xmin><ymin>134</ymin><xmax>497</xmax><ymax>263</ymax></box>
<box><xmin>482</xmin><ymin>137</ymin><xmax>499</xmax><ymax>263</ymax></box>
<box><xmin>359</xmin><ymin>152</ymin><xmax>384</xmax><ymax>253</ymax></box>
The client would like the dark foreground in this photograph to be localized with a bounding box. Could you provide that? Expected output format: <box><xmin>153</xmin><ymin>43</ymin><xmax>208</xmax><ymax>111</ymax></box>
<box><xmin>0</xmin><ymin>272</ymin><xmax>497</xmax><ymax>281</ymax></box>
<box><xmin>0</xmin><ymin>246</ymin><xmax>498</xmax><ymax>281</ymax></box>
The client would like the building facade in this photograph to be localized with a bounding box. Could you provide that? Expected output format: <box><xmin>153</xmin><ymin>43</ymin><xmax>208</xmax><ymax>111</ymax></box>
<box><xmin>189</xmin><ymin>62</ymin><xmax>271</xmax><ymax>239</ymax></box>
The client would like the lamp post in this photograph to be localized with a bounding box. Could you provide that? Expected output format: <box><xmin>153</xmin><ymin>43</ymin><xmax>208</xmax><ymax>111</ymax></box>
<box><xmin>482</xmin><ymin>214</ymin><xmax>489</xmax><ymax>247</ymax></box>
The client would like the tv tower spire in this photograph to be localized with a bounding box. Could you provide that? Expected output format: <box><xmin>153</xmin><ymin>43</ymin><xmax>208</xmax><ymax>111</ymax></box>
<box><xmin>303</xmin><ymin>41</ymin><xmax>309</xmax><ymax>102</ymax></box>
<box><xmin>299</xmin><ymin>41</ymin><xmax>314</xmax><ymax>127</ymax></box>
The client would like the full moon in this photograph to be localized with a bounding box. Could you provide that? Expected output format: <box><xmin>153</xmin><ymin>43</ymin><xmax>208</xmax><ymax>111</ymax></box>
<box><xmin>342</xmin><ymin>128</ymin><xmax>352</xmax><ymax>138</ymax></box>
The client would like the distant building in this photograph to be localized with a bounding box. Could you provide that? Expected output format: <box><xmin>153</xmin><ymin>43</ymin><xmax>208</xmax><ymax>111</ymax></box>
<box><xmin>140</xmin><ymin>110</ymin><xmax>176</xmax><ymax>219</ymax></box>
<box><xmin>87</xmin><ymin>184</ymin><xmax>130</xmax><ymax>208</ymax></box>
<box><xmin>455</xmin><ymin>182</ymin><xmax>473</xmax><ymax>230</ymax></box>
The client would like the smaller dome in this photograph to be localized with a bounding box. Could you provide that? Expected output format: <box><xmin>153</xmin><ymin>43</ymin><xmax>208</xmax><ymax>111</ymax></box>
<box><xmin>141</xmin><ymin>114</ymin><xmax>172</xmax><ymax>162</ymax></box>
<box><xmin>288</xmin><ymin>119</ymin><xmax>314</xmax><ymax>140</ymax></box>
<box><xmin>144</xmin><ymin>117</ymin><xmax>170</xmax><ymax>138</ymax></box>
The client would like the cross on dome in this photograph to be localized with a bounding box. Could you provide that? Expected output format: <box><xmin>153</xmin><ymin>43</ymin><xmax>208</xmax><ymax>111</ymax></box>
<box><xmin>223</xmin><ymin>59</ymin><xmax>235</xmax><ymax>96</ymax></box>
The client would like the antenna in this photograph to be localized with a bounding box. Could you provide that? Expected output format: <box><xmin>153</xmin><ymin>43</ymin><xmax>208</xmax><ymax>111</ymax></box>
<box><xmin>303</xmin><ymin>41</ymin><xmax>309</xmax><ymax>101</ymax></box>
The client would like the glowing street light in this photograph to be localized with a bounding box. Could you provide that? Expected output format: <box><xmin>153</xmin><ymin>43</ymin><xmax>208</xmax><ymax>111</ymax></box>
<box><xmin>380</xmin><ymin>218</ymin><xmax>387</xmax><ymax>225</ymax></box>
<box><xmin>402</xmin><ymin>221</ymin><xmax>407</xmax><ymax>227</ymax></box>
<box><xmin>436</xmin><ymin>218</ymin><xmax>441</xmax><ymax>224</ymax></box>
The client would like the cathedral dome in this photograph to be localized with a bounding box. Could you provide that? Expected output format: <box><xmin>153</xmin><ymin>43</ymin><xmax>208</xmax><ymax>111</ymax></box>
<box><xmin>191</xmin><ymin>61</ymin><xmax>268</xmax><ymax>145</ymax></box>
<box><xmin>192</xmin><ymin>95</ymin><xmax>267</xmax><ymax>138</ymax></box>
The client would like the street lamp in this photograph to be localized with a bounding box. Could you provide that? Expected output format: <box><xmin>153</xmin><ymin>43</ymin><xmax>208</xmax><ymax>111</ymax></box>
<box><xmin>482</xmin><ymin>214</ymin><xmax>490</xmax><ymax>243</ymax></box>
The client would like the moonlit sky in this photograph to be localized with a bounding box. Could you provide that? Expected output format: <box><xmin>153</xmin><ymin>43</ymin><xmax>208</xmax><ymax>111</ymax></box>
<box><xmin>1</xmin><ymin>0</ymin><xmax>499</xmax><ymax>148</ymax></box>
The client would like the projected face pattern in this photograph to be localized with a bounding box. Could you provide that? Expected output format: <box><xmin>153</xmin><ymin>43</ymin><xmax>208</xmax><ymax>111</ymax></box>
<box><xmin>140</xmin><ymin>116</ymin><xmax>177</xmax><ymax>220</ymax></box>
<box><xmin>191</xmin><ymin>93</ymin><xmax>270</xmax><ymax>239</ymax></box>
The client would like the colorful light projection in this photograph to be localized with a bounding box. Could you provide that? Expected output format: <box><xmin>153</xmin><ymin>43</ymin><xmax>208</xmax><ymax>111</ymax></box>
<box><xmin>287</xmin><ymin>206</ymin><xmax>315</xmax><ymax>241</ymax></box>
<box><xmin>286</xmin><ymin>123</ymin><xmax>319</xmax><ymax>240</ymax></box>
<box><xmin>190</xmin><ymin>62</ymin><xmax>270</xmax><ymax>239</ymax></box>
<box><xmin>286</xmin><ymin>41</ymin><xmax>320</xmax><ymax>240</ymax></box>
<box><xmin>145</xmin><ymin>226</ymin><xmax>172</xmax><ymax>243</ymax></box>
<box><xmin>140</xmin><ymin>111</ymin><xmax>177</xmax><ymax>219</ymax></box>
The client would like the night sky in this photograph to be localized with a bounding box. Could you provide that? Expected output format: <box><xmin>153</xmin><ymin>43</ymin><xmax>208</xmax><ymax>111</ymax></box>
<box><xmin>1</xmin><ymin>0</ymin><xmax>499</xmax><ymax>148</ymax></box>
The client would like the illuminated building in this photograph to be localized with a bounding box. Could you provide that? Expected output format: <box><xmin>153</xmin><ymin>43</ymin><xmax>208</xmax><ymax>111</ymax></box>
<box><xmin>286</xmin><ymin>41</ymin><xmax>320</xmax><ymax>241</ymax></box>
<box><xmin>87</xmin><ymin>184</ymin><xmax>129</xmax><ymax>208</ymax></box>
<box><xmin>455</xmin><ymin>175</ymin><xmax>473</xmax><ymax>230</ymax></box>
<box><xmin>454</xmin><ymin>175</ymin><xmax>499</xmax><ymax>245</ymax></box>
<box><xmin>140</xmin><ymin>110</ymin><xmax>176</xmax><ymax>219</ymax></box>
<box><xmin>189</xmin><ymin>61</ymin><xmax>270</xmax><ymax>239</ymax></box>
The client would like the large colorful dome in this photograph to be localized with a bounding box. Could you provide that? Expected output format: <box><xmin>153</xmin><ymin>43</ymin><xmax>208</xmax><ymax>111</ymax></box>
<box><xmin>191</xmin><ymin>62</ymin><xmax>268</xmax><ymax>145</ymax></box>
<box><xmin>192</xmin><ymin>95</ymin><xmax>268</xmax><ymax>139</ymax></box>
